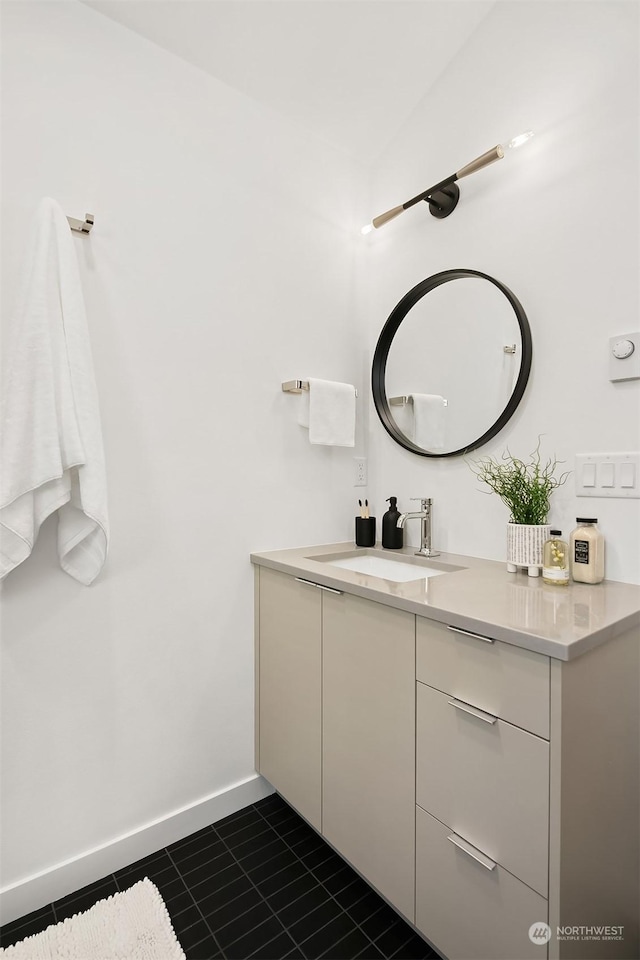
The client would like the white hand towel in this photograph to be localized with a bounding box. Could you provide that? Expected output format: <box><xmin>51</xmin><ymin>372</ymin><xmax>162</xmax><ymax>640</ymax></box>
<box><xmin>410</xmin><ymin>393</ymin><xmax>446</xmax><ymax>451</ymax></box>
<box><xmin>297</xmin><ymin>378</ymin><xmax>356</xmax><ymax>446</ymax></box>
<box><xmin>0</xmin><ymin>197</ymin><xmax>109</xmax><ymax>584</ymax></box>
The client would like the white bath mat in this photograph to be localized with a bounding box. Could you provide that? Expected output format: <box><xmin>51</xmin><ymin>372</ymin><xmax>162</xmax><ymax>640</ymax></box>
<box><xmin>0</xmin><ymin>878</ymin><xmax>185</xmax><ymax>959</ymax></box>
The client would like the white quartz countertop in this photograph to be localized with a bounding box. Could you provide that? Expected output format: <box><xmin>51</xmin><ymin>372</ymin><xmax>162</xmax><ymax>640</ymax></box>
<box><xmin>250</xmin><ymin>542</ymin><xmax>640</xmax><ymax>661</ymax></box>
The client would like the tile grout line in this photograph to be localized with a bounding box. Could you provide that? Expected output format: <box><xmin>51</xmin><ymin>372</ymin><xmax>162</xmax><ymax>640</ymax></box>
<box><xmin>215</xmin><ymin>810</ymin><xmax>273</xmax><ymax>843</ymax></box>
<box><xmin>171</xmin><ymin>846</ymin><xmax>240</xmax><ymax>892</ymax></box>
<box><xmin>218</xmin><ymin>821</ymin><xmax>275</xmax><ymax>849</ymax></box>
<box><xmin>256</xmin><ymin>799</ymin><xmax>428</xmax><ymax>958</ymax></box>
<box><xmin>254</xmin><ymin>800</ymin><xmax>433</xmax><ymax>958</ymax></box>
<box><xmin>167</xmin><ymin>831</ymin><xmax>224</xmax><ymax>873</ymax></box>
<box><xmin>179</xmin><ymin>860</ymin><xmax>266</xmax><ymax>916</ymax></box>
<box><xmin>0</xmin><ymin>905</ymin><xmax>57</xmax><ymax>946</ymax></box>
<box><xmin>215</xmin><ymin>805</ymin><xmax>384</xmax><ymax>958</ymax></box>
<box><xmin>221</xmin><ymin>830</ymin><xmax>291</xmax><ymax>866</ymax></box>
<box><xmin>253</xmin><ymin>801</ymin><xmax>401</xmax><ymax>958</ymax></box>
<box><xmin>165</xmin><ymin>846</ymin><xmax>225</xmax><ymax>958</ymax></box>
<box><xmin>210</xmin><ymin>821</ymin><xmax>306</xmax><ymax>958</ymax></box>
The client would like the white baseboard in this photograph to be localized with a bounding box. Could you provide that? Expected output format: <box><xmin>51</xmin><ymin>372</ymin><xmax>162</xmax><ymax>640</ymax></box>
<box><xmin>0</xmin><ymin>773</ymin><xmax>275</xmax><ymax>926</ymax></box>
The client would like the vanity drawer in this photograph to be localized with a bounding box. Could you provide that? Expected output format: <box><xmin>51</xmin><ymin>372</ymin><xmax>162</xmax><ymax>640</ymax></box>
<box><xmin>416</xmin><ymin>805</ymin><xmax>548</xmax><ymax>960</ymax></box>
<box><xmin>417</xmin><ymin>616</ymin><xmax>550</xmax><ymax>738</ymax></box>
<box><xmin>417</xmin><ymin>681</ymin><xmax>549</xmax><ymax>896</ymax></box>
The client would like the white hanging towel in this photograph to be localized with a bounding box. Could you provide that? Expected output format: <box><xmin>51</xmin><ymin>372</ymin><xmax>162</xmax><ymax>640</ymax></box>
<box><xmin>410</xmin><ymin>393</ymin><xmax>446</xmax><ymax>450</ymax></box>
<box><xmin>0</xmin><ymin>197</ymin><xmax>109</xmax><ymax>584</ymax></box>
<box><xmin>297</xmin><ymin>378</ymin><xmax>356</xmax><ymax>446</ymax></box>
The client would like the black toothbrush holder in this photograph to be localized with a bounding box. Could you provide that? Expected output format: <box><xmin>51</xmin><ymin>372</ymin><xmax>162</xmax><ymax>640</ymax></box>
<box><xmin>355</xmin><ymin>517</ymin><xmax>376</xmax><ymax>547</ymax></box>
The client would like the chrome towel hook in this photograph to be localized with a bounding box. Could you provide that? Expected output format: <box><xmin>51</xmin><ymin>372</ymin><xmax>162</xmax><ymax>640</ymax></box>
<box><xmin>67</xmin><ymin>213</ymin><xmax>94</xmax><ymax>234</ymax></box>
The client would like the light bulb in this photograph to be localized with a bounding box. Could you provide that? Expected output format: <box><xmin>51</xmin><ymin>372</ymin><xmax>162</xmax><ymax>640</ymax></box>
<box><xmin>361</xmin><ymin>223</ymin><xmax>374</xmax><ymax>235</ymax></box>
<box><xmin>506</xmin><ymin>130</ymin><xmax>534</xmax><ymax>150</ymax></box>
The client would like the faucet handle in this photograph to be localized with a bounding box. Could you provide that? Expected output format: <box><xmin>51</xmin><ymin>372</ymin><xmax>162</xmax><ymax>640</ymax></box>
<box><xmin>411</xmin><ymin>497</ymin><xmax>432</xmax><ymax>506</ymax></box>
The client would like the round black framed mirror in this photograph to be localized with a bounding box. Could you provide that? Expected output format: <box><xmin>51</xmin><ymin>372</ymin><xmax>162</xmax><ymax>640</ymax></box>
<box><xmin>372</xmin><ymin>269</ymin><xmax>532</xmax><ymax>457</ymax></box>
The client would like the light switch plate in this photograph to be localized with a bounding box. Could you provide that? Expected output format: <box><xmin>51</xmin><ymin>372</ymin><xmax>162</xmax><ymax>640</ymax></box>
<box><xmin>609</xmin><ymin>332</ymin><xmax>640</xmax><ymax>381</ymax></box>
<box><xmin>575</xmin><ymin>453</ymin><xmax>640</xmax><ymax>498</ymax></box>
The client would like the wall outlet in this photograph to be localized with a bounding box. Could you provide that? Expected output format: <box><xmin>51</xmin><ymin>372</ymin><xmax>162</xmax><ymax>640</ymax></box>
<box><xmin>354</xmin><ymin>457</ymin><xmax>367</xmax><ymax>487</ymax></box>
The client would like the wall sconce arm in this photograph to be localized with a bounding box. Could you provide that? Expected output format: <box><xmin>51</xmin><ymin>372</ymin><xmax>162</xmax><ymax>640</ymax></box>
<box><xmin>364</xmin><ymin>137</ymin><xmax>529</xmax><ymax>233</ymax></box>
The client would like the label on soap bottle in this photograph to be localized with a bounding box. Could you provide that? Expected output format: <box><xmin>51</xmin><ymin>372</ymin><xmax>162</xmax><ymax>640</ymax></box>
<box><xmin>574</xmin><ymin>539</ymin><xmax>590</xmax><ymax>564</ymax></box>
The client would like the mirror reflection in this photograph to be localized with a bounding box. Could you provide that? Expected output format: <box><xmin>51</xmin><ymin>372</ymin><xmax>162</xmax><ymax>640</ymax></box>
<box><xmin>372</xmin><ymin>270</ymin><xmax>532</xmax><ymax>457</ymax></box>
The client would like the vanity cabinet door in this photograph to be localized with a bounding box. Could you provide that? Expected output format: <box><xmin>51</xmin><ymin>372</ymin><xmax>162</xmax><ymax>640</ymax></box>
<box><xmin>416</xmin><ymin>806</ymin><xmax>548</xmax><ymax>960</ymax></box>
<box><xmin>257</xmin><ymin>567</ymin><xmax>322</xmax><ymax>831</ymax></box>
<box><xmin>322</xmin><ymin>592</ymin><xmax>415</xmax><ymax>921</ymax></box>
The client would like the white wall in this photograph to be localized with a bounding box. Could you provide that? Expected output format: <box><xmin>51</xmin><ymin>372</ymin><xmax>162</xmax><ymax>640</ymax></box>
<box><xmin>2</xmin><ymin>0</ymin><xmax>639</xmax><ymax>923</ymax></box>
<box><xmin>0</xmin><ymin>0</ymin><xmax>364</xmax><ymax>897</ymax></box>
<box><xmin>363</xmin><ymin>1</ymin><xmax>640</xmax><ymax>584</ymax></box>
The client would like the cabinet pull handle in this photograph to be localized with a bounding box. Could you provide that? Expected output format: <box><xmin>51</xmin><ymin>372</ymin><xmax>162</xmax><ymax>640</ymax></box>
<box><xmin>448</xmin><ymin>698</ymin><xmax>498</xmax><ymax>725</ymax></box>
<box><xmin>447</xmin><ymin>834</ymin><xmax>497</xmax><ymax>871</ymax></box>
<box><xmin>294</xmin><ymin>577</ymin><xmax>343</xmax><ymax>595</ymax></box>
<box><xmin>447</xmin><ymin>624</ymin><xmax>495</xmax><ymax>644</ymax></box>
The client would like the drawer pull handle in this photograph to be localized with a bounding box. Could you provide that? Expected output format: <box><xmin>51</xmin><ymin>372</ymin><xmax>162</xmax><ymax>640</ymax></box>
<box><xmin>447</xmin><ymin>625</ymin><xmax>495</xmax><ymax>644</ymax></box>
<box><xmin>448</xmin><ymin>698</ymin><xmax>498</xmax><ymax>725</ymax></box>
<box><xmin>294</xmin><ymin>577</ymin><xmax>343</xmax><ymax>595</ymax></box>
<box><xmin>447</xmin><ymin>834</ymin><xmax>497</xmax><ymax>871</ymax></box>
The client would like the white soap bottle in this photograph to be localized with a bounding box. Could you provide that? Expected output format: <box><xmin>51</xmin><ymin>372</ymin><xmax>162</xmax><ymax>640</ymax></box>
<box><xmin>570</xmin><ymin>518</ymin><xmax>605</xmax><ymax>584</ymax></box>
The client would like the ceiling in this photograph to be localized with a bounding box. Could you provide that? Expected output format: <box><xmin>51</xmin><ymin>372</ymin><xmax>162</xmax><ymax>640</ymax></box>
<box><xmin>82</xmin><ymin>0</ymin><xmax>494</xmax><ymax>162</ymax></box>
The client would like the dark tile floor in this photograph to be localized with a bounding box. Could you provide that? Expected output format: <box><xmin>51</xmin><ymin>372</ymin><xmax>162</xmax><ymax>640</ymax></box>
<box><xmin>0</xmin><ymin>793</ymin><xmax>437</xmax><ymax>959</ymax></box>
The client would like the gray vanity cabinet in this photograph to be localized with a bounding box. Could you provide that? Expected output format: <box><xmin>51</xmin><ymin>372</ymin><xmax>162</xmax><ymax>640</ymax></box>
<box><xmin>322</xmin><ymin>591</ymin><xmax>415</xmax><ymax>922</ymax></box>
<box><xmin>256</xmin><ymin>566</ymin><xmax>322</xmax><ymax>831</ymax></box>
<box><xmin>416</xmin><ymin>617</ymin><xmax>550</xmax><ymax>959</ymax></box>
<box><xmin>256</xmin><ymin>567</ymin><xmax>416</xmax><ymax>921</ymax></box>
<box><xmin>415</xmin><ymin>616</ymin><xmax>639</xmax><ymax>960</ymax></box>
<box><xmin>254</xmin><ymin>558</ymin><xmax>639</xmax><ymax>960</ymax></box>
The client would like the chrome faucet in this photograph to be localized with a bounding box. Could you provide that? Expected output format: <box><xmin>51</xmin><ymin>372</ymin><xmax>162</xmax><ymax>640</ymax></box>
<box><xmin>397</xmin><ymin>498</ymin><xmax>439</xmax><ymax>557</ymax></box>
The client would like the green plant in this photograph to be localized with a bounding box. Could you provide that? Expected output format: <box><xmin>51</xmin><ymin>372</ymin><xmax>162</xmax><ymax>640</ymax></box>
<box><xmin>470</xmin><ymin>440</ymin><xmax>570</xmax><ymax>525</ymax></box>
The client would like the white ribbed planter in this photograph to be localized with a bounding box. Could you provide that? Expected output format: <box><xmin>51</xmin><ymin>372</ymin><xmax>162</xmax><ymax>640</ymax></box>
<box><xmin>506</xmin><ymin>522</ymin><xmax>550</xmax><ymax>577</ymax></box>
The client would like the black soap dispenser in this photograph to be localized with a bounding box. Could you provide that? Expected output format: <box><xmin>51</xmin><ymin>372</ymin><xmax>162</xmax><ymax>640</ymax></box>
<box><xmin>382</xmin><ymin>497</ymin><xmax>404</xmax><ymax>549</ymax></box>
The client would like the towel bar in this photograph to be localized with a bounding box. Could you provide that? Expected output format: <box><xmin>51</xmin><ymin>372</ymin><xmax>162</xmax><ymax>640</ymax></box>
<box><xmin>282</xmin><ymin>380</ymin><xmax>358</xmax><ymax>398</ymax></box>
<box><xmin>67</xmin><ymin>213</ymin><xmax>94</xmax><ymax>234</ymax></box>
<box><xmin>389</xmin><ymin>395</ymin><xmax>448</xmax><ymax>407</ymax></box>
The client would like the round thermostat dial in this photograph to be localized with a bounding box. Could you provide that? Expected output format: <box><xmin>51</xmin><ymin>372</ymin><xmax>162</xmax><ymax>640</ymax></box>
<box><xmin>612</xmin><ymin>339</ymin><xmax>635</xmax><ymax>359</ymax></box>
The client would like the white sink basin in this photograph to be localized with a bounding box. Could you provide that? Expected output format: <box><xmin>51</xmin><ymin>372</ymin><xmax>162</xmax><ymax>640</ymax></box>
<box><xmin>310</xmin><ymin>551</ymin><xmax>464</xmax><ymax>582</ymax></box>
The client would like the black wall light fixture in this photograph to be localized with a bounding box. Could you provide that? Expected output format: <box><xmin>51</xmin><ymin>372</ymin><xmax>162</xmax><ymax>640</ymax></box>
<box><xmin>361</xmin><ymin>132</ymin><xmax>534</xmax><ymax>234</ymax></box>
